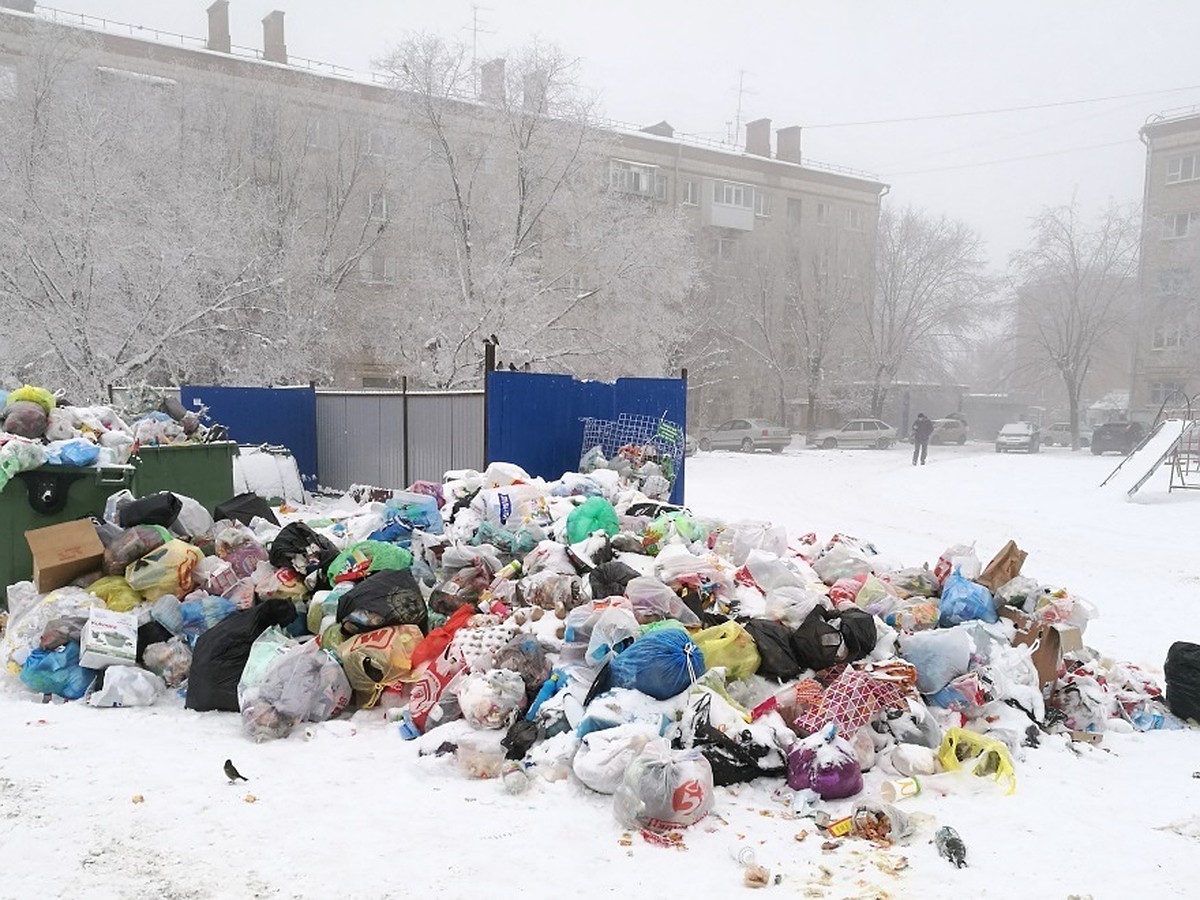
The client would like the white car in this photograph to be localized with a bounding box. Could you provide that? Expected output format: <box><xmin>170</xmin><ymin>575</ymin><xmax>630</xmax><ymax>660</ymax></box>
<box><xmin>807</xmin><ymin>419</ymin><xmax>898</xmax><ymax>449</ymax></box>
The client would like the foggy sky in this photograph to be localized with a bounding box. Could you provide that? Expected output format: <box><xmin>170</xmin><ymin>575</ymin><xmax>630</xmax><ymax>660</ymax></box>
<box><xmin>43</xmin><ymin>0</ymin><xmax>1200</xmax><ymax>268</ymax></box>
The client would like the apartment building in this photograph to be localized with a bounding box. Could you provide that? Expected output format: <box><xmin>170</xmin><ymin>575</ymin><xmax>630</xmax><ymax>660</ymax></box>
<box><xmin>0</xmin><ymin>1</ymin><xmax>887</xmax><ymax>404</ymax></box>
<box><xmin>1136</xmin><ymin>110</ymin><xmax>1200</xmax><ymax>417</ymax></box>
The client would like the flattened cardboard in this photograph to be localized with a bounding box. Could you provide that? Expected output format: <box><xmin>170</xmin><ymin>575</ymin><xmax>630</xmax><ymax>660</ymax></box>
<box><xmin>976</xmin><ymin>540</ymin><xmax>1028</xmax><ymax>593</ymax></box>
<box><xmin>25</xmin><ymin>520</ymin><xmax>105</xmax><ymax>593</ymax></box>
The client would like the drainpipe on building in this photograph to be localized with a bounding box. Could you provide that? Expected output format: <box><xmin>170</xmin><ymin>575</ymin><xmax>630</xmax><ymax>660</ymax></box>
<box><xmin>1133</xmin><ymin>130</ymin><xmax>1153</xmax><ymax>420</ymax></box>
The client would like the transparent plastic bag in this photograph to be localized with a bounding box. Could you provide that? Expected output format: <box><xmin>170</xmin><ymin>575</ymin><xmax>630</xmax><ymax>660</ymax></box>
<box><xmin>613</xmin><ymin>740</ymin><xmax>715</xmax><ymax>830</ymax></box>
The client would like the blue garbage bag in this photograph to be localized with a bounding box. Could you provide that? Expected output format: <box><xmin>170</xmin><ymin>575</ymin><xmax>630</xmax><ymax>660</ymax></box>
<box><xmin>608</xmin><ymin>628</ymin><xmax>705</xmax><ymax>700</ymax></box>
<box><xmin>939</xmin><ymin>570</ymin><xmax>997</xmax><ymax>626</ymax></box>
<box><xmin>45</xmin><ymin>440</ymin><xmax>100</xmax><ymax>467</ymax></box>
<box><xmin>20</xmin><ymin>643</ymin><xmax>98</xmax><ymax>699</ymax></box>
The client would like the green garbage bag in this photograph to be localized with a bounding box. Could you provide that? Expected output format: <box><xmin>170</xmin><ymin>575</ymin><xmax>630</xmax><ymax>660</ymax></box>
<box><xmin>326</xmin><ymin>540</ymin><xmax>414</xmax><ymax>584</ymax></box>
<box><xmin>566</xmin><ymin>496</ymin><xmax>619</xmax><ymax>544</ymax></box>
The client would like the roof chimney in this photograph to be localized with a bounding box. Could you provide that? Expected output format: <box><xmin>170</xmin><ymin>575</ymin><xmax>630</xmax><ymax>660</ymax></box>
<box><xmin>523</xmin><ymin>71</ymin><xmax>548</xmax><ymax>113</ymax></box>
<box><xmin>480</xmin><ymin>58</ymin><xmax>505</xmax><ymax>104</ymax></box>
<box><xmin>777</xmin><ymin>125</ymin><xmax>802</xmax><ymax>164</ymax></box>
<box><xmin>262</xmin><ymin>10</ymin><xmax>286</xmax><ymax>65</ymax></box>
<box><xmin>206</xmin><ymin>1</ymin><xmax>230</xmax><ymax>54</ymax></box>
<box><xmin>745</xmin><ymin>117</ymin><xmax>771</xmax><ymax>157</ymax></box>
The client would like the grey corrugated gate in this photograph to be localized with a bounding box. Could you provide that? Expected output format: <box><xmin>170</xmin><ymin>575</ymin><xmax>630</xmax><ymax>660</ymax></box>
<box><xmin>315</xmin><ymin>390</ymin><xmax>484</xmax><ymax>490</ymax></box>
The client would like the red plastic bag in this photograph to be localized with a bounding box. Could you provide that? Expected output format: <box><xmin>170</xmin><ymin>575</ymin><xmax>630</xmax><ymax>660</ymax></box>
<box><xmin>410</xmin><ymin>604</ymin><xmax>475</xmax><ymax>670</ymax></box>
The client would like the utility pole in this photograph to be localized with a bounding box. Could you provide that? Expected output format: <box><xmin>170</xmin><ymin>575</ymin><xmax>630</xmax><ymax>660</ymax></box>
<box><xmin>466</xmin><ymin>4</ymin><xmax>494</xmax><ymax>96</ymax></box>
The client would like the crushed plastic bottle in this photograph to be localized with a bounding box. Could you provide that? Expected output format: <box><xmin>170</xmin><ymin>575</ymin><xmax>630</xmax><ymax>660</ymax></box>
<box><xmin>936</xmin><ymin>826</ymin><xmax>967</xmax><ymax>868</ymax></box>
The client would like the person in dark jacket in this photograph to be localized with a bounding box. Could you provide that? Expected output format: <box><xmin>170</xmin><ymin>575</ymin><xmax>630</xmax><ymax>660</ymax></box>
<box><xmin>911</xmin><ymin>413</ymin><xmax>934</xmax><ymax>466</ymax></box>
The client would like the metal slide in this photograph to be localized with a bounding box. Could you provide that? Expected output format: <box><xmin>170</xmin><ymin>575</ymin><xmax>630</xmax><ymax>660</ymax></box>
<box><xmin>1099</xmin><ymin>419</ymin><xmax>1193</xmax><ymax>497</ymax></box>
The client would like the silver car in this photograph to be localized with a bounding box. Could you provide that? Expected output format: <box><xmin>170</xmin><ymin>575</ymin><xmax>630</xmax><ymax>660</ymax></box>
<box><xmin>808</xmin><ymin>418</ymin><xmax>898</xmax><ymax>449</ymax></box>
<box><xmin>698</xmin><ymin>419</ymin><xmax>790</xmax><ymax>452</ymax></box>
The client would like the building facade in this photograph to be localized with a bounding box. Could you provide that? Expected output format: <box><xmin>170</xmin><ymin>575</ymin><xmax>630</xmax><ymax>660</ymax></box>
<box><xmin>0</xmin><ymin>1</ymin><xmax>886</xmax><ymax>413</ymax></box>
<box><xmin>1136</xmin><ymin>110</ymin><xmax>1200</xmax><ymax>419</ymax></box>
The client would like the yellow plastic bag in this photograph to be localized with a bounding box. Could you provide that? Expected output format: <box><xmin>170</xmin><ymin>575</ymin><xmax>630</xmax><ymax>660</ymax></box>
<box><xmin>936</xmin><ymin>727</ymin><xmax>1017</xmax><ymax>795</ymax></box>
<box><xmin>86</xmin><ymin>576</ymin><xmax>143</xmax><ymax>613</ymax></box>
<box><xmin>7</xmin><ymin>384</ymin><xmax>56</xmax><ymax>415</ymax></box>
<box><xmin>693</xmin><ymin>621</ymin><xmax>761</xmax><ymax>681</ymax></box>
<box><xmin>125</xmin><ymin>540</ymin><xmax>203</xmax><ymax>602</ymax></box>
<box><xmin>336</xmin><ymin>624</ymin><xmax>423</xmax><ymax>707</ymax></box>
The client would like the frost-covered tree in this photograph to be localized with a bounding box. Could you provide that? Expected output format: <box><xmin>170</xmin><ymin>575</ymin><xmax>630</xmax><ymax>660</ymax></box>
<box><xmin>0</xmin><ymin>28</ymin><xmax>384</xmax><ymax>396</ymax></box>
<box><xmin>372</xmin><ymin>36</ymin><xmax>698</xmax><ymax>387</ymax></box>
<box><xmin>867</xmin><ymin>205</ymin><xmax>993</xmax><ymax>418</ymax></box>
<box><xmin>1011</xmin><ymin>201</ymin><xmax>1139</xmax><ymax>448</ymax></box>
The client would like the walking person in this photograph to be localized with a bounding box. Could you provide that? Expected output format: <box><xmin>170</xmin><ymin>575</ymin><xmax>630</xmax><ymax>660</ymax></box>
<box><xmin>911</xmin><ymin>413</ymin><xmax>934</xmax><ymax>466</ymax></box>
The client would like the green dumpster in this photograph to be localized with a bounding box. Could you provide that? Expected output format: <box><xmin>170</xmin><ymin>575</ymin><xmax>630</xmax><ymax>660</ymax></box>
<box><xmin>0</xmin><ymin>464</ymin><xmax>135</xmax><ymax>603</ymax></box>
<box><xmin>131</xmin><ymin>442</ymin><xmax>238</xmax><ymax>513</ymax></box>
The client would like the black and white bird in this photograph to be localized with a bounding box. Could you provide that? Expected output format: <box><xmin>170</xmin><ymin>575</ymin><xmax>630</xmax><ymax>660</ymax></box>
<box><xmin>224</xmin><ymin>759</ymin><xmax>248</xmax><ymax>784</ymax></box>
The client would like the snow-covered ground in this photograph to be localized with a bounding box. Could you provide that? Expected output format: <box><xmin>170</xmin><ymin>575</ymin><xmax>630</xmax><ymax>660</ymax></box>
<box><xmin>2</xmin><ymin>441</ymin><xmax>1199</xmax><ymax>900</ymax></box>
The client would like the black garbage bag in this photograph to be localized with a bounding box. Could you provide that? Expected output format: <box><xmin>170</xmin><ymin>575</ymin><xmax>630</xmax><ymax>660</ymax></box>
<box><xmin>1165</xmin><ymin>641</ymin><xmax>1200</xmax><ymax>722</ymax></box>
<box><xmin>269</xmin><ymin>522</ymin><xmax>338</xmax><ymax>579</ymax></box>
<box><xmin>790</xmin><ymin>607</ymin><xmax>877</xmax><ymax>672</ymax></box>
<box><xmin>742</xmin><ymin>618</ymin><xmax>801</xmax><ymax>682</ymax></box>
<box><xmin>589</xmin><ymin>561</ymin><xmax>640</xmax><ymax>600</ymax></box>
<box><xmin>185</xmin><ymin>598</ymin><xmax>297</xmax><ymax>712</ymax></box>
<box><xmin>336</xmin><ymin>569</ymin><xmax>429</xmax><ymax>637</ymax></box>
<box><xmin>137</xmin><ymin>619</ymin><xmax>175</xmax><ymax>665</ymax></box>
<box><xmin>676</xmin><ymin>693</ymin><xmax>788</xmax><ymax>786</ymax></box>
<box><xmin>118</xmin><ymin>492</ymin><xmax>182</xmax><ymax>529</ymax></box>
<box><xmin>213</xmin><ymin>492</ymin><xmax>279</xmax><ymax>527</ymax></box>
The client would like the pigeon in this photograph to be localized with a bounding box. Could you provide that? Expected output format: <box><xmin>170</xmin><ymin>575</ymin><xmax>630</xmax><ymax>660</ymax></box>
<box><xmin>224</xmin><ymin>759</ymin><xmax>248</xmax><ymax>784</ymax></box>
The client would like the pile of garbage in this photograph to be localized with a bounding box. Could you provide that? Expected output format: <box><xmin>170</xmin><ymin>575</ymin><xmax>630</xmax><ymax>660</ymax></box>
<box><xmin>3</xmin><ymin>460</ymin><xmax>1195</xmax><ymax>856</ymax></box>
<box><xmin>0</xmin><ymin>383</ymin><xmax>220</xmax><ymax>494</ymax></box>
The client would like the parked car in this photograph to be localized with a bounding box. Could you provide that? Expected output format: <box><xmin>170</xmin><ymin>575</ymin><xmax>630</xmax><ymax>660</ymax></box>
<box><xmin>698</xmin><ymin>419</ymin><xmax>790</xmax><ymax>452</ymax></box>
<box><xmin>995</xmin><ymin>422</ymin><xmax>1041</xmax><ymax>453</ymax></box>
<box><xmin>808</xmin><ymin>419</ymin><xmax>898</xmax><ymax>450</ymax></box>
<box><xmin>1044</xmin><ymin>422</ymin><xmax>1091</xmax><ymax>448</ymax></box>
<box><xmin>1090</xmin><ymin>421</ymin><xmax>1145</xmax><ymax>456</ymax></box>
<box><xmin>929</xmin><ymin>417</ymin><xmax>968</xmax><ymax>445</ymax></box>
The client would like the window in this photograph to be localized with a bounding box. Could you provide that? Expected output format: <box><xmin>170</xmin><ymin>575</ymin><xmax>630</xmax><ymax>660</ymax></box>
<box><xmin>682</xmin><ymin>179</ymin><xmax>699</xmax><ymax>206</ymax></box>
<box><xmin>364</xmin><ymin>128</ymin><xmax>388</xmax><ymax>157</ymax></box>
<box><xmin>1167</xmin><ymin>154</ymin><xmax>1200</xmax><ymax>184</ymax></box>
<box><xmin>816</xmin><ymin>202</ymin><xmax>830</xmax><ymax>226</ymax></box>
<box><xmin>787</xmin><ymin>197</ymin><xmax>803</xmax><ymax>225</ymax></box>
<box><xmin>1159</xmin><ymin>268</ymin><xmax>1191</xmax><ymax>300</ymax></box>
<box><xmin>1153</xmin><ymin>323</ymin><xmax>1185</xmax><ymax>349</ymax></box>
<box><xmin>366</xmin><ymin>191</ymin><xmax>392</xmax><ymax>221</ymax></box>
<box><xmin>0</xmin><ymin>65</ymin><xmax>15</xmax><ymax>102</ymax></box>
<box><xmin>712</xmin><ymin>180</ymin><xmax>754</xmax><ymax>209</ymax></box>
<box><xmin>1151</xmin><ymin>381</ymin><xmax>1187</xmax><ymax>405</ymax></box>
<box><xmin>712</xmin><ymin>236</ymin><xmax>738</xmax><ymax>260</ymax></box>
<box><xmin>1162</xmin><ymin>211</ymin><xmax>1200</xmax><ymax>240</ymax></box>
<box><xmin>845</xmin><ymin>207</ymin><xmax>864</xmax><ymax>231</ymax></box>
<box><xmin>609</xmin><ymin>159</ymin><xmax>661</xmax><ymax>198</ymax></box>
<box><xmin>754</xmin><ymin>191</ymin><xmax>772</xmax><ymax>218</ymax></box>
<box><xmin>358</xmin><ymin>254</ymin><xmax>397</xmax><ymax>284</ymax></box>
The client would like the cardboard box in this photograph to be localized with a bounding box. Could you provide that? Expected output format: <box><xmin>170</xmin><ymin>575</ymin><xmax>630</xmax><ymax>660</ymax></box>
<box><xmin>998</xmin><ymin>606</ymin><xmax>1082</xmax><ymax>689</ymax></box>
<box><xmin>79</xmin><ymin>607</ymin><xmax>139</xmax><ymax>669</ymax></box>
<box><xmin>24</xmin><ymin>520</ymin><xmax>105</xmax><ymax>592</ymax></box>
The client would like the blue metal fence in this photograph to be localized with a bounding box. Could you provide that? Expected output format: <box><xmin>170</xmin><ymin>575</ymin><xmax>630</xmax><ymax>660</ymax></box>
<box><xmin>181</xmin><ymin>384</ymin><xmax>319</xmax><ymax>488</ymax></box>
<box><xmin>486</xmin><ymin>372</ymin><xmax>688</xmax><ymax>504</ymax></box>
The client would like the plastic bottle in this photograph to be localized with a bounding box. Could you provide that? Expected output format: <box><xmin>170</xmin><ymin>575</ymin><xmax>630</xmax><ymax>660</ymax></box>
<box><xmin>936</xmin><ymin>826</ymin><xmax>967</xmax><ymax>868</ymax></box>
<box><xmin>729</xmin><ymin>845</ymin><xmax>757</xmax><ymax>867</ymax></box>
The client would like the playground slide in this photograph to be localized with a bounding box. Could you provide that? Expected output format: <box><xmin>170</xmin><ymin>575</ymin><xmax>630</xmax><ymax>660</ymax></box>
<box><xmin>1099</xmin><ymin>419</ymin><xmax>1190</xmax><ymax>497</ymax></box>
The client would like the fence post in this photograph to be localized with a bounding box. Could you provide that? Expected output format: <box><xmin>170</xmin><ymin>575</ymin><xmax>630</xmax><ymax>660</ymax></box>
<box><xmin>483</xmin><ymin>340</ymin><xmax>498</xmax><ymax>466</ymax></box>
<box><xmin>402</xmin><ymin>375</ymin><xmax>410</xmax><ymax>488</ymax></box>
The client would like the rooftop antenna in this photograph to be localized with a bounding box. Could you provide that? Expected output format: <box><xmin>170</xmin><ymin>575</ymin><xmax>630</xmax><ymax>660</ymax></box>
<box><xmin>464</xmin><ymin>4</ymin><xmax>495</xmax><ymax>96</ymax></box>
<box><xmin>730</xmin><ymin>68</ymin><xmax>755</xmax><ymax>146</ymax></box>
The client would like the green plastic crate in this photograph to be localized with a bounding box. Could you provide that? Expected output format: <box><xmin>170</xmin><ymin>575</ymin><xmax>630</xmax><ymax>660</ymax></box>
<box><xmin>0</xmin><ymin>464</ymin><xmax>135</xmax><ymax>602</ymax></box>
<box><xmin>131</xmin><ymin>441</ymin><xmax>238</xmax><ymax>513</ymax></box>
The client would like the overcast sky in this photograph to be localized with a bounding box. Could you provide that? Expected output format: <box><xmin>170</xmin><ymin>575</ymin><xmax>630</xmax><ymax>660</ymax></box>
<box><xmin>41</xmin><ymin>0</ymin><xmax>1200</xmax><ymax>269</ymax></box>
